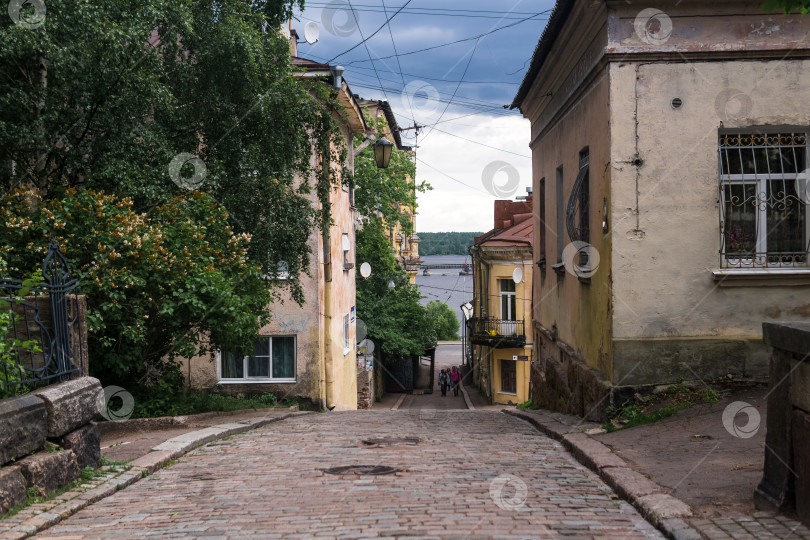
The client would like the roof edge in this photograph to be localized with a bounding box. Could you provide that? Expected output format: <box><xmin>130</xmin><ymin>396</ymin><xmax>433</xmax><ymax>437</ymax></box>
<box><xmin>510</xmin><ymin>0</ymin><xmax>576</xmax><ymax>111</ymax></box>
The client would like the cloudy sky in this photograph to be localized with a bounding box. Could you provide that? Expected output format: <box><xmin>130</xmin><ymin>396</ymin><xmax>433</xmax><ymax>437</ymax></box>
<box><xmin>292</xmin><ymin>1</ymin><xmax>556</xmax><ymax>232</ymax></box>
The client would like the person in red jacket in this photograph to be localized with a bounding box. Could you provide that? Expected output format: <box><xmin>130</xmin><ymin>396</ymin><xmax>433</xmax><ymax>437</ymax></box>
<box><xmin>450</xmin><ymin>366</ymin><xmax>461</xmax><ymax>397</ymax></box>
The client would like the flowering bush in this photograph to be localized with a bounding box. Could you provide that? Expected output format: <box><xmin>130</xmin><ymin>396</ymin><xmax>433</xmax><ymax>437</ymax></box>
<box><xmin>0</xmin><ymin>188</ymin><xmax>271</xmax><ymax>389</ymax></box>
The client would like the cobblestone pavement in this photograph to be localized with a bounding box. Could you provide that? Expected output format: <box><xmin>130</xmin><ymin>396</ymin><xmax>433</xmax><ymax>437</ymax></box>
<box><xmin>690</xmin><ymin>514</ymin><xmax>810</xmax><ymax>539</ymax></box>
<box><xmin>36</xmin><ymin>411</ymin><xmax>663</xmax><ymax>539</ymax></box>
<box><xmin>399</xmin><ymin>344</ymin><xmax>467</xmax><ymax>411</ymax></box>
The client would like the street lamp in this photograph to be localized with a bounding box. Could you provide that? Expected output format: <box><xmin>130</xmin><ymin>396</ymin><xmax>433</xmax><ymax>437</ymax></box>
<box><xmin>373</xmin><ymin>138</ymin><xmax>394</xmax><ymax>169</ymax></box>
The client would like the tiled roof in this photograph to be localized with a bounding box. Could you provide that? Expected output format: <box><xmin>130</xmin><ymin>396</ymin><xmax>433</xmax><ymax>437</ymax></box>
<box><xmin>477</xmin><ymin>214</ymin><xmax>533</xmax><ymax>248</ymax></box>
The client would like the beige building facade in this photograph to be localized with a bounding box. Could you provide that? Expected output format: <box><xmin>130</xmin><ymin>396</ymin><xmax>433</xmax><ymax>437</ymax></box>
<box><xmin>513</xmin><ymin>0</ymin><xmax>810</xmax><ymax>419</ymax></box>
<box><xmin>178</xmin><ymin>34</ymin><xmax>367</xmax><ymax>410</ymax></box>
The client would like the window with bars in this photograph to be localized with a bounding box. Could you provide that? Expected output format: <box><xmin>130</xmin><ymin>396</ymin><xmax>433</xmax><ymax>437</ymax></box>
<box><xmin>719</xmin><ymin>131</ymin><xmax>809</xmax><ymax>268</ymax></box>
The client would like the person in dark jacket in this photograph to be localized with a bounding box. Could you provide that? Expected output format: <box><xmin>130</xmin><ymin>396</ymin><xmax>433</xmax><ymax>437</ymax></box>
<box><xmin>438</xmin><ymin>369</ymin><xmax>449</xmax><ymax>396</ymax></box>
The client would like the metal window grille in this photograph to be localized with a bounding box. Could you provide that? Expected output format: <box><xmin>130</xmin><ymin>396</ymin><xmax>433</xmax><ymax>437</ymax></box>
<box><xmin>719</xmin><ymin>131</ymin><xmax>810</xmax><ymax>268</ymax></box>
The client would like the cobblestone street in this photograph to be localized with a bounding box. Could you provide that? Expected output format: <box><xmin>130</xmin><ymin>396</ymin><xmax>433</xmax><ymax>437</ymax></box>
<box><xmin>36</xmin><ymin>411</ymin><xmax>662</xmax><ymax>539</ymax></box>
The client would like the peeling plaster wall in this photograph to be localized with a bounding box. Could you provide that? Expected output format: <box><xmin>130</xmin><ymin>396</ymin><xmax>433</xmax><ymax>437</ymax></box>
<box><xmin>180</xmin><ymin>112</ymin><xmax>360</xmax><ymax>410</ymax></box>
<box><xmin>611</xmin><ymin>60</ymin><xmax>810</xmax><ymax>341</ymax></box>
<box><xmin>607</xmin><ymin>4</ymin><xmax>810</xmax><ymax>386</ymax></box>
<box><xmin>325</xmin><ymin>121</ymin><xmax>359</xmax><ymax>411</ymax></box>
<box><xmin>530</xmin><ymin>71</ymin><xmax>613</xmax><ymax>382</ymax></box>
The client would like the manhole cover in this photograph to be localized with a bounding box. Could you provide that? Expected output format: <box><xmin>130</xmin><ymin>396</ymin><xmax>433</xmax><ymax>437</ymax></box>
<box><xmin>360</xmin><ymin>437</ymin><xmax>421</xmax><ymax>448</ymax></box>
<box><xmin>323</xmin><ymin>465</ymin><xmax>400</xmax><ymax>476</ymax></box>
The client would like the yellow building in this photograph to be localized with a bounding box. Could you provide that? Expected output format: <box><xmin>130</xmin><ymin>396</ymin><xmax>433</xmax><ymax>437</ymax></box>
<box><xmin>466</xmin><ymin>192</ymin><xmax>534</xmax><ymax>405</ymax></box>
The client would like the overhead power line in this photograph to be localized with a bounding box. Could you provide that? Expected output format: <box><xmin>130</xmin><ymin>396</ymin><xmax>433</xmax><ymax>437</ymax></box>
<box><xmin>340</xmin><ymin>11</ymin><xmax>549</xmax><ymax>67</ymax></box>
<box><xmin>304</xmin><ymin>3</ymin><xmax>552</xmax><ymax>20</ymax></box>
<box><xmin>326</xmin><ymin>0</ymin><xmax>413</xmax><ymax>62</ymax></box>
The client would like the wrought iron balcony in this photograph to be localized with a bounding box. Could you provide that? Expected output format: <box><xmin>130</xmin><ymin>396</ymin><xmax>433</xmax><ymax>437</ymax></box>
<box><xmin>467</xmin><ymin>318</ymin><xmax>525</xmax><ymax>348</ymax></box>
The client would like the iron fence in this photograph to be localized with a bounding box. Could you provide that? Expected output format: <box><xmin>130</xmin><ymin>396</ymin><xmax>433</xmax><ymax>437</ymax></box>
<box><xmin>467</xmin><ymin>317</ymin><xmax>526</xmax><ymax>348</ymax></box>
<box><xmin>1</xmin><ymin>241</ymin><xmax>84</xmax><ymax>392</ymax></box>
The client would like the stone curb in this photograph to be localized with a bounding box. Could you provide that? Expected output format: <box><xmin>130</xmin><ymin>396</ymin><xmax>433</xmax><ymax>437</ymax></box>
<box><xmin>0</xmin><ymin>411</ymin><xmax>310</xmax><ymax>539</ymax></box>
<box><xmin>458</xmin><ymin>383</ymin><xmax>474</xmax><ymax>410</ymax></box>
<box><xmin>504</xmin><ymin>409</ymin><xmax>702</xmax><ymax>540</ymax></box>
<box><xmin>391</xmin><ymin>394</ymin><xmax>407</xmax><ymax>410</ymax></box>
<box><xmin>96</xmin><ymin>405</ymin><xmax>300</xmax><ymax>434</ymax></box>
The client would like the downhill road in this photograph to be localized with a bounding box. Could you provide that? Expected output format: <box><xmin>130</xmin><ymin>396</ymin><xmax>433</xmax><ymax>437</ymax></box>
<box><xmin>36</xmin><ymin>410</ymin><xmax>662</xmax><ymax>539</ymax></box>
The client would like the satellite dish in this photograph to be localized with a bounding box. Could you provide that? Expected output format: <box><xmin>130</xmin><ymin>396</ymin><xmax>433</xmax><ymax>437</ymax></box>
<box><xmin>358</xmin><ymin>338</ymin><xmax>375</xmax><ymax>354</ymax></box>
<box><xmin>360</xmin><ymin>262</ymin><xmax>371</xmax><ymax>278</ymax></box>
<box><xmin>512</xmin><ymin>267</ymin><xmax>523</xmax><ymax>284</ymax></box>
<box><xmin>304</xmin><ymin>21</ymin><xmax>320</xmax><ymax>44</ymax></box>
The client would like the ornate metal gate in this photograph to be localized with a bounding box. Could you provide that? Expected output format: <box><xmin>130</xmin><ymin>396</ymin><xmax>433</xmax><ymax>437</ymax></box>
<box><xmin>0</xmin><ymin>241</ymin><xmax>85</xmax><ymax>392</ymax></box>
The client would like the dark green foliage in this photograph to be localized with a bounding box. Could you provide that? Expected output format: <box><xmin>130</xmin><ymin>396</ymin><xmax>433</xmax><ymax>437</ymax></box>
<box><xmin>424</xmin><ymin>300</ymin><xmax>459</xmax><ymax>341</ymax></box>
<box><xmin>355</xmin><ymin>223</ymin><xmax>437</xmax><ymax>363</ymax></box>
<box><xmin>0</xmin><ymin>0</ymin><xmax>348</xmax><ymax>391</ymax></box>
<box><xmin>417</xmin><ymin>232</ymin><xmax>483</xmax><ymax>256</ymax></box>
<box><xmin>352</xmin><ymin>118</ymin><xmax>426</xmax><ymax>235</ymax></box>
<box><xmin>0</xmin><ymin>0</ymin><xmax>343</xmax><ymax>305</ymax></box>
<box><xmin>0</xmin><ymin>188</ymin><xmax>272</xmax><ymax>389</ymax></box>
<box><xmin>129</xmin><ymin>390</ymin><xmax>281</xmax><ymax>419</ymax></box>
<box><xmin>763</xmin><ymin>0</ymin><xmax>810</xmax><ymax>13</ymax></box>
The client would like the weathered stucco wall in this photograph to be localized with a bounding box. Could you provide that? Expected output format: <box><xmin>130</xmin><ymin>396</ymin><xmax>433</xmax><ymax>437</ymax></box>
<box><xmin>530</xmin><ymin>69</ymin><xmax>613</xmax><ymax>382</ymax></box>
<box><xmin>609</xmin><ymin>58</ymin><xmax>810</xmax><ymax>385</ymax></box>
<box><xmin>180</xmin><ymin>114</ymin><xmax>360</xmax><ymax>410</ymax></box>
<box><xmin>325</xmin><ymin>122</ymin><xmax>358</xmax><ymax>411</ymax></box>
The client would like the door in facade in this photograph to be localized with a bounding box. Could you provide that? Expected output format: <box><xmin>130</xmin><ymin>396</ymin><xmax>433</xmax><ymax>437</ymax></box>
<box><xmin>499</xmin><ymin>279</ymin><xmax>516</xmax><ymax>335</ymax></box>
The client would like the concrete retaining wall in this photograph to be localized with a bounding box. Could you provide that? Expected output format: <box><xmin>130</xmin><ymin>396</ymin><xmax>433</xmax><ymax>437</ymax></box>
<box><xmin>0</xmin><ymin>377</ymin><xmax>102</xmax><ymax>513</ymax></box>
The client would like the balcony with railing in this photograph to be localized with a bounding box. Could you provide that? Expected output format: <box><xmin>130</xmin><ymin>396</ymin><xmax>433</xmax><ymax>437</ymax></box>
<box><xmin>403</xmin><ymin>256</ymin><xmax>422</xmax><ymax>272</ymax></box>
<box><xmin>467</xmin><ymin>317</ymin><xmax>525</xmax><ymax>348</ymax></box>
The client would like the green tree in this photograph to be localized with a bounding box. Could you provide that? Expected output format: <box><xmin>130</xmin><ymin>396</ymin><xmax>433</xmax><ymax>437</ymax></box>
<box><xmin>352</xmin><ymin>118</ymin><xmax>428</xmax><ymax>235</ymax></box>
<box><xmin>355</xmin><ymin>224</ymin><xmax>436</xmax><ymax>363</ymax></box>
<box><xmin>425</xmin><ymin>300</ymin><xmax>460</xmax><ymax>341</ymax></box>
<box><xmin>0</xmin><ymin>0</ymin><xmax>340</xmax><ymax>304</ymax></box>
<box><xmin>352</xmin><ymin>116</ymin><xmax>435</xmax><ymax>364</ymax></box>
<box><xmin>0</xmin><ymin>187</ymin><xmax>271</xmax><ymax>389</ymax></box>
<box><xmin>417</xmin><ymin>232</ymin><xmax>482</xmax><ymax>256</ymax></box>
<box><xmin>764</xmin><ymin>0</ymin><xmax>810</xmax><ymax>12</ymax></box>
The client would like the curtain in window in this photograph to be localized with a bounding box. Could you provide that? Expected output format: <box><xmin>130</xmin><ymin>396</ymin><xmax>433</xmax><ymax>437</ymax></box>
<box><xmin>248</xmin><ymin>338</ymin><xmax>270</xmax><ymax>377</ymax></box>
<box><xmin>273</xmin><ymin>337</ymin><xmax>295</xmax><ymax>379</ymax></box>
<box><xmin>221</xmin><ymin>351</ymin><xmax>244</xmax><ymax>379</ymax></box>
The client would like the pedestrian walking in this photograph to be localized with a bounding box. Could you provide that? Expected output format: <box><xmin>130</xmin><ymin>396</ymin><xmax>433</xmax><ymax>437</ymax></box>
<box><xmin>438</xmin><ymin>369</ymin><xmax>449</xmax><ymax>396</ymax></box>
<box><xmin>450</xmin><ymin>366</ymin><xmax>461</xmax><ymax>397</ymax></box>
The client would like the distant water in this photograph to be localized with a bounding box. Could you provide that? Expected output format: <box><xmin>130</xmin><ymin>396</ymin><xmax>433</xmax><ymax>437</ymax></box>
<box><xmin>415</xmin><ymin>255</ymin><xmax>473</xmax><ymax>331</ymax></box>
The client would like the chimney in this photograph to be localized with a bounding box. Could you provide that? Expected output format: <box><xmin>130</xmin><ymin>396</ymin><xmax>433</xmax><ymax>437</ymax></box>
<box><xmin>289</xmin><ymin>28</ymin><xmax>299</xmax><ymax>57</ymax></box>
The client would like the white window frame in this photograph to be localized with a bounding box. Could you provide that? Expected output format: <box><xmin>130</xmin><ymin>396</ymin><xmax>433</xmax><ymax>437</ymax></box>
<box><xmin>342</xmin><ymin>233</ymin><xmax>352</xmax><ymax>269</ymax></box>
<box><xmin>217</xmin><ymin>335</ymin><xmax>297</xmax><ymax>383</ymax></box>
<box><xmin>498</xmin><ymin>279</ymin><xmax>517</xmax><ymax>337</ymax></box>
<box><xmin>719</xmin><ymin>129</ymin><xmax>810</xmax><ymax>269</ymax></box>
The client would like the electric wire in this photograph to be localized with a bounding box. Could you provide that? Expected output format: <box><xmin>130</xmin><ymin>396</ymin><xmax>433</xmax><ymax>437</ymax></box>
<box><xmin>380</xmin><ymin>0</ymin><xmax>416</xmax><ymax>126</ymax></box>
<box><xmin>338</xmin><ymin>11</ymin><xmax>549</xmax><ymax>67</ymax></box>
<box><xmin>345</xmin><ymin>0</ymin><xmax>396</xmax><ymax>110</ymax></box>
<box><xmin>326</xmin><ymin>0</ymin><xmax>413</xmax><ymax>62</ymax></box>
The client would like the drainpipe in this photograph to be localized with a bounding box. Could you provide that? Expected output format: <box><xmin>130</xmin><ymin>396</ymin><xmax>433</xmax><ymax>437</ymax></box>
<box><xmin>323</xmin><ymin>227</ymin><xmax>336</xmax><ymax>410</ymax></box>
<box><xmin>481</xmin><ymin>255</ymin><xmax>492</xmax><ymax>400</ymax></box>
<box><xmin>324</xmin><ymin>279</ymin><xmax>335</xmax><ymax>410</ymax></box>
